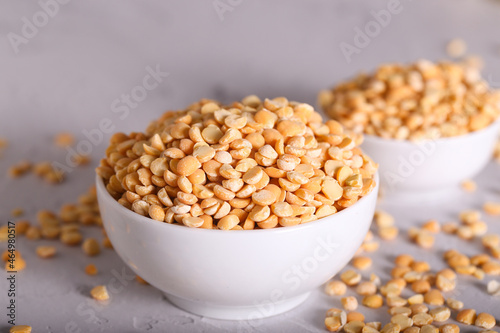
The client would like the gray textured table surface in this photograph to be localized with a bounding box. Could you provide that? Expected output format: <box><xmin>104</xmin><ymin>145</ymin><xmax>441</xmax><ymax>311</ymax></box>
<box><xmin>1</xmin><ymin>0</ymin><xmax>500</xmax><ymax>332</ymax></box>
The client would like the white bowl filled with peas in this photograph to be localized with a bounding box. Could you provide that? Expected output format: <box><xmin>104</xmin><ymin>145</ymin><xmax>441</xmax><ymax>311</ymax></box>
<box><xmin>95</xmin><ymin>96</ymin><xmax>379</xmax><ymax>320</ymax></box>
<box><xmin>319</xmin><ymin>59</ymin><xmax>500</xmax><ymax>201</ymax></box>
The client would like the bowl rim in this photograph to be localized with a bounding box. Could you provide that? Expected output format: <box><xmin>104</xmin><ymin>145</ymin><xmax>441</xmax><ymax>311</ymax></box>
<box><xmin>362</xmin><ymin>116</ymin><xmax>500</xmax><ymax>146</ymax></box>
<box><xmin>96</xmin><ymin>172</ymin><xmax>379</xmax><ymax>235</ymax></box>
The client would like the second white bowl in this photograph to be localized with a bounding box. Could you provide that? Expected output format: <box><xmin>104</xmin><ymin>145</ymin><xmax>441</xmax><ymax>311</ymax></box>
<box><xmin>361</xmin><ymin>119</ymin><xmax>500</xmax><ymax>198</ymax></box>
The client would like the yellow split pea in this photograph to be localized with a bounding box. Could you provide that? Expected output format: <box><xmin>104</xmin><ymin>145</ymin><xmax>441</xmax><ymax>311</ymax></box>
<box><xmin>90</xmin><ymin>285</ymin><xmax>109</xmax><ymax>301</ymax></box>
<box><xmin>10</xmin><ymin>326</ymin><xmax>32</xmax><ymax>333</ymax></box>
<box><xmin>319</xmin><ymin>59</ymin><xmax>500</xmax><ymax>141</ymax></box>
<box><xmin>97</xmin><ymin>96</ymin><xmax>377</xmax><ymax>230</ymax></box>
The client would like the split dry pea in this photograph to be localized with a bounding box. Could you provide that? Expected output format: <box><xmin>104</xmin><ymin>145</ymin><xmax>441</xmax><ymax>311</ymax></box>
<box><xmin>36</xmin><ymin>245</ymin><xmax>57</xmax><ymax>259</ymax></box>
<box><xmin>325</xmin><ymin>280</ymin><xmax>347</xmax><ymax>296</ymax></box>
<box><xmin>321</xmin><ymin>173</ymin><xmax>500</xmax><ymax>333</ymax></box>
<box><xmin>54</xmin><ymin>132</ymin><xmax>75</xmax><ymax>147</ymax></box>
<box><xmin>446</xmin><ymin>38</ymin><xmax>467</xmax><ymax>58</ymax></box>
<box><xmin>319</xmin><ymin>60</ymin><xmax>500</xmax><ymax>141</ymax></box>
<box><xmin>90</xmin><ymin>285</ymin><xmax>109</xmax><ymax>301</ymax></box>
<box><xmin>9</xmin><ymin>326</ymin><xmax>32</xmax><ymax>333</ymax></box>
<box><xmin>97</xmin><ymin>96</ymin><xmax>377</xmax><ymax>229</ymax></box>
<box><xmin>82</xmin><ymin>238</ymin><xmax>101</xmax><ymax>256</ymax></box>
<box><xmin>85</xmin><ymin>264</ymin><xmax>98</xmax><ymax>275</ymax></box>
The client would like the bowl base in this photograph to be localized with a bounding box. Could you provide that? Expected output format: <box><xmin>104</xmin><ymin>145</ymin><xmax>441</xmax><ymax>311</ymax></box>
<box><xmin>165</xmin><ymin>292</ymin><xmax>310</xmax><ymax>320</ymax></box>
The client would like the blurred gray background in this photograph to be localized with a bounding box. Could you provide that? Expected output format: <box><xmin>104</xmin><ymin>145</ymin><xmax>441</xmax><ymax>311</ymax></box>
<box><xmin>1</xmin><ymin>1</ymin><xmax>500</xmax><ymax>332</ymax></box>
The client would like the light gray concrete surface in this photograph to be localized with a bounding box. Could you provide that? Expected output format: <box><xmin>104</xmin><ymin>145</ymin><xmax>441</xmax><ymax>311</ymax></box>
<box><xmin>1</xmin><ymin>0</ymin><xmax>500</xmax><ymax>332</ymax></box>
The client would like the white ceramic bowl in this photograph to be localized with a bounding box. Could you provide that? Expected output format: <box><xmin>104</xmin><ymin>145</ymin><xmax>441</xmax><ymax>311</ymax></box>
<box><xmin>96</xmin><ymin>174</ymin><xmax>379</xmax><ymax>320</ymax></box>
<box><xmin>361</xmin><ymin>119</ymin><xmax>500</xmax><ymax>200</ymax></box>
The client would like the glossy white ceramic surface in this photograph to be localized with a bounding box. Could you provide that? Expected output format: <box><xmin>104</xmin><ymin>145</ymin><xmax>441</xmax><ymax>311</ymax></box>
<box><xmin>362</xmin><ymin>120</ymin><xmax>500</xmax><ymax>199</ymax></box>
<box><xmin>96</xmin><ymin>174</ymin><xmax>379</xmax><ymax>320</ymax></box>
